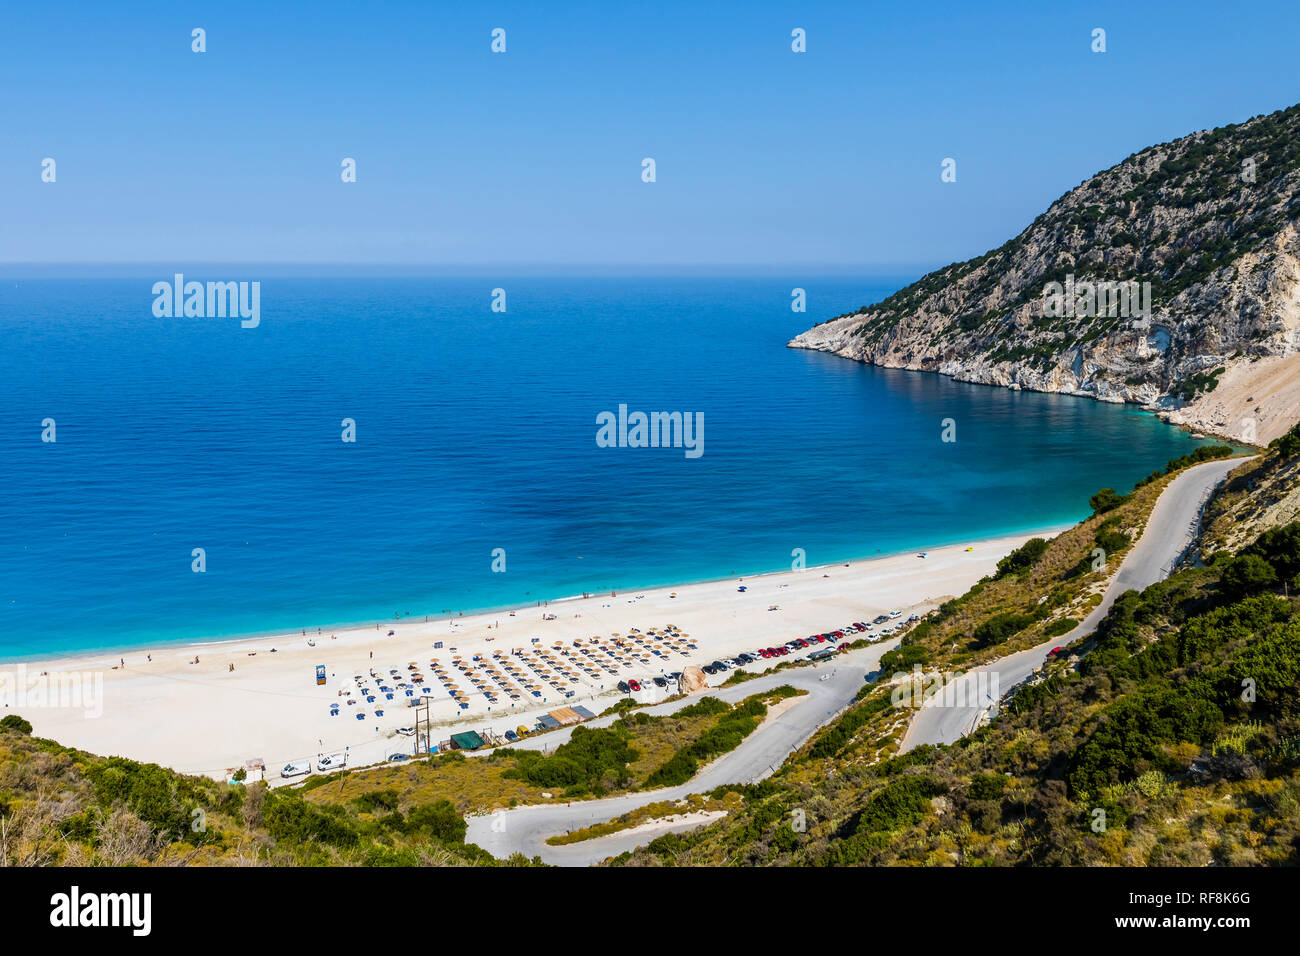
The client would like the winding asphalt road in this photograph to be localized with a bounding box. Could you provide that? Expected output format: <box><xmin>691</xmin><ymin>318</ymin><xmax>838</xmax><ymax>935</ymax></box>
<box><xmin>465</xmin><ymin>455</ymin><xmax>1245</xmax><ymax>864</ymax></box>
<box><xmin>465</xmin><ymin>640</ymin><xmax>899</xmax><ymax>865</ymax></box>
<box><xmin>899</xmin><ymin>455</ymin><xmax>1246</xmax><ymax>752</ymax></box>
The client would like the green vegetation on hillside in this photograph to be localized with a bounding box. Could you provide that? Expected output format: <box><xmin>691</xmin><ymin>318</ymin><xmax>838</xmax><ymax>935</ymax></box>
<box><xmin>614</xmin><ymin>525</ymin><xmax>1300</xmax><ymax>866</ymax></box>
<box><xmin>0</xmin><ymin>725</ymin><xmax>515</xmax><ymax>866</ymax></box>
<box><xmin>611</xmin><ymin>449</ymin><xmax>1300</xmax><ymax>868</ymax></box>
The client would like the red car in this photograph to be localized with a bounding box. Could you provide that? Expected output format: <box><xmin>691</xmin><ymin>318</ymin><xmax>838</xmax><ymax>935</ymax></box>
<box><xmin>628</xmin><ymin>679</ymin><xmax>642</xmax><ymax>691</ymax></box>
<box><xmin>1046</xmin><ymin>647</ymin><xmax>1064</xmax><ymax>659</ymax></box>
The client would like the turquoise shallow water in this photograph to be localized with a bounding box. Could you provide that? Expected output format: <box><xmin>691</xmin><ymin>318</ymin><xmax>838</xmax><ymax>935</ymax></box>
<box><xmin>0</xmin><ymin>275</ymin><xmax>1212</xmax><ymax>660</ymax></box>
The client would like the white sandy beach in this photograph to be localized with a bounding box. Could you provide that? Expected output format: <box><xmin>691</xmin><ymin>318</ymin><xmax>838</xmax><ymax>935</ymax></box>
<box><xmin>2</xmin><ymin>530</ymin><xmax>1065</xmax><ymax>779</ymax></box>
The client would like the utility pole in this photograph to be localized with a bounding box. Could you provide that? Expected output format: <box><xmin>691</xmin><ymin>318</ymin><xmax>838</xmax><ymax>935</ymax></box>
<box><xmin>416</xmin><ymin>698</ymin><xmax>431</xmax><ymax>757</ymax></box>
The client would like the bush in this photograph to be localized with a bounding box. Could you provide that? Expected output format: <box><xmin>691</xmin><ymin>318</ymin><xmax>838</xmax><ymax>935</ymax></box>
<box><xmin>1042</xmin><ymin>617</ymin><xmax>1079</xmax><ymax>638</ymax></box>
<box><xmin>1219</xmin><ymin>554</ymin><xmax>1278</xmax><ymax>600</ymax></box>
<box><xmin>263</xmin><ymin>792</ymin><xmax>360</xmax><ymax>848</ymax></box>
<box><xmin>1243</xmin><ymin>522</ymin><xmax>1300</xmax><ymax>581</ymax></box>
<box><xmin>880</xmin><ymin>643</ymin><xmax>928</xmax><ymax>673</ymax></box>
<box><xmin>809</xmin><ymin>692</ymin><xmax>893</xmax><ymax>759</ymax></box>
<box><xmin>1269</xmin><ymin>423</ymin><xmax>1300</xmax><ymax>458</ymax></box>
<box><xmin>406</xmin><ymin>799</ymin><xmax>467</xmax><ymax>844</ymax></box>
<box><xmin>673</xmin><ymin>696</ymin><xmax>730</xmax><ymax>719</ymax></box>
<box><xmin>968</xmin><ymin>773</ymin><xmax>1008</xmax><ymax>801</ymax></box>
<box><xmin>1066</xmin><ymin>685</ymin><xmax>1225</xmax><ymax>798</ymax></box>
<box><xmin>504</xmin><ymin>726</ymin><xmax>638</xmax><ymax>794</ymax></box>
<box><xmin>995</xmin><ymin>538</ymin><xmax>1049</xmax><ymax>578</ymax></box>
<box><xmin>85</xmin><ymin>757</ymin><xmax>195</xmax><ymax>841</ymax></box>
<box><xmin>600</xmin><ymin>697</ymin><xmax>639</xmax><ymax>716</ymax></box>
<box><xmin>1089</xmin><ymin>488</ymin><xmax>1130</xmax><ymax>514</ymax></box>
<box><xmin>973</xmin><ymin>611</ymin><xmax>1038</xmax><ymax>649</ymax></box>
<box><xmin>1095</xmin><ymin>529</ymin><xmax>1131</xmax><ymax>554</ymax></box>
<box><xmin>0</xmin><ymin>715</ymin><xmax>32</xmax><ymax>735</ymax></box>
<box><xmin>843</xmin><ymin>776</ymin><xmax>937</xmax><ymax>836</ymax></box>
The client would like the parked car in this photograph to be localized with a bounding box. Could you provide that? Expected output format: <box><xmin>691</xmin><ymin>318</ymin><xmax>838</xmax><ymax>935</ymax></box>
<box><xmin>653</xmin><ymin>676</ymin><xmax>668</xmax><ymax>688</ymax></box>
<box><xmin>504</xmin><ymin>730</ymin><xmax>518</xmax><ymax>741</ymax></box>
<box><xmin>628</xmin><ymin>679</ymin><xmax>642</xmax><ymax>691</ymax></box>
<box><xmin>617</xmin><ymin>681</ymin><xmax>630</xmax><ymax>693</ymax></box>
<box><xmin>388</xmin><ymin>753</ymin><xmax>409</xmax><ymax>762</ymax></box>
<box><xmin>397</xmin><ymin>726</ymin><xmax>415</xmax><ymax>736</ymax></box>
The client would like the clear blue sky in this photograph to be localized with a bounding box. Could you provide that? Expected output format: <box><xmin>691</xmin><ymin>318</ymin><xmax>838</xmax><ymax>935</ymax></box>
<box><xmin>3</xmin><ymin>0</ymin><xmax>1298</xmax><ymax>270</ymax></box>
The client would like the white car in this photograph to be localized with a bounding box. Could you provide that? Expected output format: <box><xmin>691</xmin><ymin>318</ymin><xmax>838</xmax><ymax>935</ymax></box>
<box><xmin>889</xmin><ymin>610</ymin><xmax>902</xmax><ymax>618</ymax></box>
<box><xmin>397</xmin><ymin>726</ymin><xmax>415</xmax><ymax>736</ymax></box>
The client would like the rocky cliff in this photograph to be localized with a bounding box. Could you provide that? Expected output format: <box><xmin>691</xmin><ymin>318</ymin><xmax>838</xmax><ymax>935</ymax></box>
<box><xmin>790</xmin><ymin>104</ymin><xmax>1300</xmax><ymax>443</ymax></box>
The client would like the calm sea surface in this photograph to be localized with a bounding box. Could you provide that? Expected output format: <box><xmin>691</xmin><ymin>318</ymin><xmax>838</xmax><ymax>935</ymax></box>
<box><xmin>0</xmin><ymin>275</ymin><xmax>1212</xmax><ymax>659</ymax></box>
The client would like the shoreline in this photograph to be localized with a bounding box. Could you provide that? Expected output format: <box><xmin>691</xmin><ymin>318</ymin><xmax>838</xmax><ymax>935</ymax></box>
<box><xmin>787</xmin><ymin>341</ymin><xmax>1270</xmax><ymax>447</ymax></box>
<box><xmin>0</xmin><ymin>519</ymin><xmax>1079</xmax><ymax>668</ymax></box>
<box><xmin>3</xmin><ymin>525</ymin><xmax>1071</xmax><ymax>778</ymax></box>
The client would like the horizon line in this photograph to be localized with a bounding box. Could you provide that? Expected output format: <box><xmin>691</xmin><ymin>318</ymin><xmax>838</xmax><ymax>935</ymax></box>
<box><xmin>0</xmin><ymin>261</ymin><xmax>938</xmax><ymax>278</ymax></box>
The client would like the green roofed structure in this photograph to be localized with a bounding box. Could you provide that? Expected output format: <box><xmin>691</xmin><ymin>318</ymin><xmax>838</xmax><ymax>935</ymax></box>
<box><xmin>449</xmin><ymin>731</ymin><xmax>485</xmax><ymax>751</ymax></box>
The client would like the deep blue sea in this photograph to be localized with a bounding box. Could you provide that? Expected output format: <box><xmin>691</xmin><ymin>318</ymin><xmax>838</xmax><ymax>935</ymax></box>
<box><xmin>0</xmin><ymin>275</ymin><xmax>1213</xmax><ymax>660</ymax></box>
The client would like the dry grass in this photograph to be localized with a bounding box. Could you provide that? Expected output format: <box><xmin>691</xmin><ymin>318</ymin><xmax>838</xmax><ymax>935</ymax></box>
<box><xmin>302</xmin><ymin>707</ymin><xmax>742</xmax><ymax>816</ymax></box>
<box><xmin>547</xmin><ymin>791</ymin><xmax>740</xmax><ymax>845</ymax></box>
